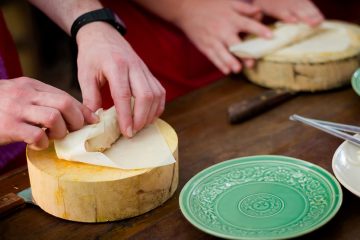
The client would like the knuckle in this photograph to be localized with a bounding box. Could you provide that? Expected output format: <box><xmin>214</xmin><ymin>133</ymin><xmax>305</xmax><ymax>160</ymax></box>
<box><xmin>59</xmin><ymin>97</ymin><xmax>74</xmax><ymax>111</ymax></box>
<box><xmin>152</xmin><ymin>87</ymin><xmax>163</xmax><ymax>99</ymax></box>
<box><xmin>9</xmin><ymin>84</ymin><xmax>28</xmax><ymax>99</ymax></box>
<box><xmin>45</xmin><ymin>110</ymin><xmax>61</xmax><ymax>127</ymax></box>
<box><xmin>140</xmin><ymin>91</ymin><xmax>154</xmax><ymax>102</ymax></box>
<box><xmin>28</xmin><ymin>128</ymin><xmax>45</xmax><ymax>144</ymax></box>
<box><xmin>116</xmin><ymin>89</ymin><xmax>132</xmax><ymax>100</ymax></box>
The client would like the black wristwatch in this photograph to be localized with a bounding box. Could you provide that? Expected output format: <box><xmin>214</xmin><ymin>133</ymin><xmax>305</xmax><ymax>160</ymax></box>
<box><xmin>71</xmin><ymin>8</ymin><xmax>127</xmax><ymax>40</ymax></box>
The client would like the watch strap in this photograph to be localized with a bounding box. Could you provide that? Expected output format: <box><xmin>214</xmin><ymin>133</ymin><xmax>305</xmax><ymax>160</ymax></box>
<box><xmin>71</xmin><ymin>8</ymin><xmax>126</xmax><ymax>39</ymax></box>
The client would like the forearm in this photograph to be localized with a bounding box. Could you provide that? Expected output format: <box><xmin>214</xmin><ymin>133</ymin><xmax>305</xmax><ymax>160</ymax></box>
<box><xmin>133</xmin><ymin>0</ymin><xmax>187</xmax><ymax>26</ymax></box>
<box><xmin>28</xmin><ymin>0</ymin><xmax>103</xmax><ymax>35</ymax></box>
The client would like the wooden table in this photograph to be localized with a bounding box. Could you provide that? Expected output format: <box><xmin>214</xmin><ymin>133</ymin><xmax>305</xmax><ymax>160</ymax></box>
<box><xmin>1</xmin><ymin>76</ymin><xmax>360</xmax><ymax>240</ymax></box>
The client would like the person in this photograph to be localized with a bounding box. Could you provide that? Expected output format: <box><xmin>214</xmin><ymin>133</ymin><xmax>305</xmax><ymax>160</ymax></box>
<box><xmin>0</xmin><ymin>0</ymin><xmax>165</xmax><ymax>173</ymax></box>
<box><xmin>101</xmin><ymin>0</ymin><xmax>323</xmax><ymax>101</ymax></box>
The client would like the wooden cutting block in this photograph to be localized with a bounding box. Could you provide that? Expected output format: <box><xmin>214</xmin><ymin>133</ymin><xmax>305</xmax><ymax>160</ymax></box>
<box><xmin>26</xmin><ymin>119</ymin><xmax>178</xmax><ymax>223</ymax></box>
<box><xmin>232</xmin><ymin>21</ymin><xmax>360</xmax><ymax>91</ymax></box>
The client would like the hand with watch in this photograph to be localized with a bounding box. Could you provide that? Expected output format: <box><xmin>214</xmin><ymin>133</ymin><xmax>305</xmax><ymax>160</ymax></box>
<box><xmin>72</xmin><ymin>8</ymin><xmax>165</xmax><ymax>138</ymax></box>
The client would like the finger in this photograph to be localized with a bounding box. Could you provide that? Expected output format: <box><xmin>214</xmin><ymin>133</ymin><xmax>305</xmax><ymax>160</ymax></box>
<box><xmin>19</xmin><ymin>78</ymin><xmax>98</xmax><ymax>127</ymax></box>
<box><xmin>77</xmin><ymin>69</ymin><xmax>103</xmax><ymax>112</ymax></box>
<box><xmin>205</xmin><ymin>48</ymin><xmax>231</xmax><ymax>74</ymax></box>
<box><xmin>1</xmin><ymin>114</ymin><xmax>49</xmax><ymax>150</ymax></box>
<box><xmin>80</xmin><ymin>105</ymin><xmax>99</xmax><ymax>125</ymax></box>
<box><xmin>292</xmin><ymin>2</ymin><xmax>324</xmax><ymax>26</ymax></box>
<box><xmin>223</xmin><ymin>35</ymin><xmax>246</xmax><ymax>73</ymax></box>
<box><xmin>253</xmin><ymin>12</ymin><xmax>263</xmax><ymax>22</ymax></box>
<box><xmin>11</xmin><ymin>123</ymin><xmax>49</xmax><ymax>150</ymax></box>
<box><xmin>243</xmin><ymin>59</ymin><xmax>255</xmax><ymax>68</ymax></box>
<box><xmin>269</xmin><ymin>9</ymin><xmax>298</xmax><ymax>23</ymax></box>
<box><xmin>106</xmin><ymin>64</ymin><xmax>134</xmax><ymax>138</ymax></box>
<box><xmin>22</xmin><ymin>105</ymin><xmax>68</xmax><ymax>139</ymax></box>
<box><xmin>212</xmin><ymin>41</ymin><xmax>242</xmax><ymax>74</ymax></box>
<box><xmin>129</xmin><ymin>67</ymin><xmax>153</xmax><ymax>132</ymax></box>
<box><xmin>225</xmin><ymin>34</ymin><xmax>242</xmax><ymax>47</ymax></box>
<box><xmin>232</xmin><ymin>1</ymin><xmax>261</xmax><ymax>16</ymax></box>
<box><xmin>141</xmin><ymin>63</ymin><xmax>165</xmax><ymax>121</ymax></box>
<box><xmin>154</xmin><ymin>80</ymin><xmax>166</xmax><ymax>118</ymax></box>
<box><xmin>32</xmin><ymin>91</ymin><xmax>87</xmax><ymax>131</ymax></box>
<box><xmin>145</xmin><ymin>77</ymin><xmax>162</xmax><ymax>125</ymax></box>
<box><xmin>237</xmin><ymin>16</ymin><xmax>273</xmax><ymax>38</ymax></box>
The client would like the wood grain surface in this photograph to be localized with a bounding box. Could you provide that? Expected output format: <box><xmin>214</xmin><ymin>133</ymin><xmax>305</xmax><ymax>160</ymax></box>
<box><xmin>1</xmin><ymin>76</ymin><xmax>360</xmax><ymax>240</ymax></box>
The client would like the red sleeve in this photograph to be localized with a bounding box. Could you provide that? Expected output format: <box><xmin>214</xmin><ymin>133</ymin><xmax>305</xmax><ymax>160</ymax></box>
<box><xmin>0</xmin><ymin>11</ymin><xmax>22</xmax><ymax>78</ymax></box>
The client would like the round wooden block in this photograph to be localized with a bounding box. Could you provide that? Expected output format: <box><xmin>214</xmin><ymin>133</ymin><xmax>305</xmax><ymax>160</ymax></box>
<box><xmin>243</xmin><ymin>21</ymin><xmax>360</xmax><ymax>91</ymax></box>
<box><xmin>27</xmin><ymin>119</ymin><xmax>178</xmax><ymax>222</ymax></box>
<box><xmin>245</xmin><ymin>57</ymin><xmax>359</xmax><ymax>91</ymax></box>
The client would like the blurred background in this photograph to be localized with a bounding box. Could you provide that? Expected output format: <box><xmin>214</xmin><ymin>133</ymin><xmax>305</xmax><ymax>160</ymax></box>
<box><xmin>0</xmin><ymin>0</ymin><xmax>359</xmax><ymax>101</ymax></box>
<box><xmin>0</xmin><ymin>0</ymin><xmax>80</xmax><ymax>99</ymax></box>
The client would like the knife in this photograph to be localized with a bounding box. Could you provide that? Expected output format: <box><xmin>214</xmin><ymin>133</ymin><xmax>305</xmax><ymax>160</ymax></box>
<box><xmin>0</xmin><ymin>188</ymin><xmax>36</xmax><ymax>216</ymax></box>
<box><xmin>228</xmin><ymin>89</ymin><xmax>297</xmax><ymax>124</ymax></box>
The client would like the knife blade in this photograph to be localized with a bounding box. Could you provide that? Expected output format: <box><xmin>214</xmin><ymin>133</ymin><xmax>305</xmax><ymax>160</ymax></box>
<box><xmin>228</xmin><ymin>89</ymin><xmax>297</xmax><ymax>124</ymax></box>
<box><xmin>0</xmin><ymin>188</ymin><xmax>36</xmax><ymax>216</ymax></box>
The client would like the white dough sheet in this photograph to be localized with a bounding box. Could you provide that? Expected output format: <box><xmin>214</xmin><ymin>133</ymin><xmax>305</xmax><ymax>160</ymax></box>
<box><xmin>54</xmin><ymin>107</ymin><xmax>175</xmax><ymax>169</ymax></box>
<box><xmin>229</xmin><ymin>22</ymin><xmax>318</xmax><ymax>58</ymax></box>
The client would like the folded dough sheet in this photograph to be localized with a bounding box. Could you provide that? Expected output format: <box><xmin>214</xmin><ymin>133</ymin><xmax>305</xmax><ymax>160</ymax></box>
<box><xmin>54</xmin><ymin>107</ymin><xmax>175</xmax><ymax>169</ymax></box>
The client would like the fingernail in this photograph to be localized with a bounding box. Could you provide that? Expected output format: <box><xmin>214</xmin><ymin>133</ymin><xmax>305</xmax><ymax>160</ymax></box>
<box><xmin>232</xmin><ymin>64</ymin><xmax>241</xmax><ymax>73</ymax></box>
<box><xmin>126</xmin><ymin>126</ymin><xmax>133</xmax><ymax>138</ymax></box>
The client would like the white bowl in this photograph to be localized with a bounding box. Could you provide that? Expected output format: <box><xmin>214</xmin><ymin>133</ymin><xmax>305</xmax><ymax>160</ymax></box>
<box><xmin>332</xmin><ymin>136</ymin><xmax>360</xmax><ymax>197</ymax></box>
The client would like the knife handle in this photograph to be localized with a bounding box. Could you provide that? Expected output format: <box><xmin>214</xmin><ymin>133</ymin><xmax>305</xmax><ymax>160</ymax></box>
<box><xmin>228</xmin><ymin>89</ymin><xmax>296</xmax><ymax>124</ymax></box>
<box><xmin>0</xmin><ymin>193</ymin><xmax>25</xmax><ymax>216</ymax></box>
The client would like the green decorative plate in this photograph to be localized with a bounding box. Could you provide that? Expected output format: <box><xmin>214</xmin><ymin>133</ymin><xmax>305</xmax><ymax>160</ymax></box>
<box><xmin>179</xmin><ymin>155</ymin><xmax>342</xmax><ymax>240</ymax></box>
<box><xmin>351</xmin><ymin>68</ymin><xmax>360</xmax><ymax>96</ymax></box>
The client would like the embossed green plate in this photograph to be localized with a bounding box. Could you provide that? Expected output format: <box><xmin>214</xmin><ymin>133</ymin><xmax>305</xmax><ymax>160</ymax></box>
<box><xmin>179</xmin><ymin>155</ymin><xmax>342</xmax><ymax>240</ymax></box>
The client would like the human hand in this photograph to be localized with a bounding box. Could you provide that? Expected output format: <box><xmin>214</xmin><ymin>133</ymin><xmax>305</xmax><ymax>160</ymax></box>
<box><xmin>0</xmin><ymin>77</ymin><xmax>98</xmax><ymax>150</ymax></box>
<box><xmin>76</xmin><ymin>22</ymin><xmax>166</xmax><ymax>138</ymax></box>
<box><xmin>253</xmin><ymin>0</ymin><xmax>324</xmax><ymax>26</ymax></box>
<box><xmin>174</xmin><ymin>0</ymin><xmax>272</xmax><ymax>74</ymax></box>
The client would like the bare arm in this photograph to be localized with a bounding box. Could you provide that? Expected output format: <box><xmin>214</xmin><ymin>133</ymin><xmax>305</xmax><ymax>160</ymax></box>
<box><xmin>27</xmin><ymin>0</ymin><xmax>102</xmax><ymax>35</ymax></box>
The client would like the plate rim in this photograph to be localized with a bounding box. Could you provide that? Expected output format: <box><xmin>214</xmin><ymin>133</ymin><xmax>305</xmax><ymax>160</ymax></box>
<box><xmin>351</xmin><ymin>68</ymin><xmax>360</xmax><ymax>96</ymax></box>
<box><xmin>179</xmin><ymin>155</ymin><xmax>343</xmax><ymax>240</ymax></box>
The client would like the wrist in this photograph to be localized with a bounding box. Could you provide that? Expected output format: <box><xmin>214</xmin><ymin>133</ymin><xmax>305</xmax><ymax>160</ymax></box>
<box><xmin>75</xmin><ymin>21</ymin><xmax>114</xmax><ymax>45</ymax></box>
<box><xmin>66</xmin><ymin>3</ymin><xmax>103</xmax><ymax>35</ymax></box>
